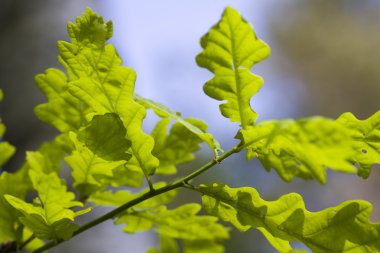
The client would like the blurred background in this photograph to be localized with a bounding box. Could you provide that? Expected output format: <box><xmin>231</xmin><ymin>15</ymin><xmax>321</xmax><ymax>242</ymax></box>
<box><xmin>1</xmin><ymin>0</ymin><xmax>379</xmax><ymax>252</ymax></box>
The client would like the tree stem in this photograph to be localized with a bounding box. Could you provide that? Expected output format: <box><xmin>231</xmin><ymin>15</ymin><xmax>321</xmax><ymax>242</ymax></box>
<box><xmin>31</xmin><ymin>144</ymin><xmax>241</xmax><ymax>253</ymax></box>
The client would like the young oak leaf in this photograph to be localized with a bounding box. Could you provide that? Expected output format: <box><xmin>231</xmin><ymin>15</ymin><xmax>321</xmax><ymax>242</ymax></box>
<box><xmin>59</xmin><ymin>7</ymin><xmax>113</xmax><ymax>80</ymax></box>
<box><xmin>77</xmin><ymin>113</ymin><xmax>132</xmax><ymax>161</ymax></box>
<box><xmin>0</xmin><ymin>124</ymin><xmax>15</xmax><ymax>168</ymax></box>
<box><xmin>150</xmin><ymin>117</ymin><xmax>210</xmax><ymax>175</ymax></box>
<box><xmin>5</xmin><ymin>171</ymin><xmax>90</xmax><ymax>240</ymax></box>
<box><xmin>58</xmin><ymin>8</ymin><xmax>134</xmax><ymax>115</ymax></box>
<box><xmin>116</xmin><ymin>81</ymin><xmax>159</xmax><ymax>177</ymax></box>
<box><xmin>337</xmin><ymin>111</ymin><xmax>380</xmax><ymax>178</ymax></box>
<box><xmin>65</xmin><ymin>132</ymin><xmax>128</xmax><ymax>197</ymax></box>
<box><xmin>0</xmin><ymin>172</ymin><xmax>28</xmax><ymax>244</ymax></box>
<box><xmin>135</xmin><ymin>94</ymin><xmax>222</xmax><ymax>155</ymax></box>
<box><xmin>196</xmin><ymin>7</ymin><xmax>270</xmax><ymax>128</ymax></box>
<box><xmin>34</xmin><ymin>68</ymin><xmax>86</xmax><ymax>132</ymax></box>
<box><xmin>115</xmin><ymin>204</ymin><xmax>229</xmax><ymax>252</ymax></box>
<box><xmin>200</xmin><ymin>183</ymin><xmax>380</xmax><ymax>253</ymax></box>
<box><xmin>25</xmin><ymin>134</ymin><xmax>71</xmax><ymax>176</ymax></box>
<box><xmin>0</xmin><ymin>91</ymin><xmax>15</xmax><ymax>168</ymax></box>
<box><xmin>67</xmin><ymin>7</ymin><xmax>113</xmax><ymax>48</ymax></box>
<box><xmin>59</xmin><ymin>8</ymin><xmax>159</xmax><ymax>177</ymax></box>
<box><xmin>237</xmin><ymin>117</ymin><xmax>357</xmax><ymax>183</ymax></box>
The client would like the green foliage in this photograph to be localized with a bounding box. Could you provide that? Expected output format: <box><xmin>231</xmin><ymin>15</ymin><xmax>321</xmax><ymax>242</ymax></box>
<box><xmin>150</xmin><ymin>117</ymin><xmax>209</xmax><ymax>174</ymax></box>
<box><xmin>200</xmin><ymin>183</ymin><xmax>380</xmax><ymax>253</ymax></box>
<box><xmin>237</xmin><ymin>117</ymin><xmax>357</xmax><ymax>183</ymax></box>
<box><xmin>196</xmin><ymin>7</ymin><xmax>270</xmax><ymax>128</ymax></box>
<box><xmin>5</xmin><ymin>170</ymin><xmax>90</xmax><ymax>240</ymax></box>
<box><xmin>115</xmin><ymin>204</ymin><xmax>228</xmax><ymax>252</ymax></box>
<box><xmin>337</xmin><ymin>111</ymin><xmax>380</xmax><ymax>178</ymax></box>
<box><xmin>0</xmin><ymin>96</ymin><xmax>15</xmax><ymax>167</ymax></box>
<box><xmin>0</xmin><ymin>6</ymin><xmax>379</xmax><ymax>253</ymax></box>
<box><xmin>135</xmin><ymin>94</ymin><xmax>222</xmax><ymax>156</ymax></box>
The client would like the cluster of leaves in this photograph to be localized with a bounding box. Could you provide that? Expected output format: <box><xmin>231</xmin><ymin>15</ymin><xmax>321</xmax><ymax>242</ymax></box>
<box><xmin>0</xmin><ymin>6</ymin><xmax>379</xmax><ymax>253</ymax></box>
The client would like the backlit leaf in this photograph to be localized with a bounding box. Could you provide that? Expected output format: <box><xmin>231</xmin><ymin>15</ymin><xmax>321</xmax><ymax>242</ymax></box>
<box><xmin>136</xmin><ymin>94</ymin><xmax>222</xmax><ymax>155</ymax></box>
<box><xmin>60</xmin><ymin>8</ymin><xmax>159</xmax><ymax>177</ymax></box>
<box><xmin>0</xmin><ymin>118</ymin><xmax>15</xmax><ymax>168</ymax></box>
<box><xmin>237</xmin><ymin>117</ymin><xmax>357</xmax><ymax>183</ymax></box>
<box><xmin>337</xmin><ymin>111</ymin><xmax>380</xmax><ymax>178</ymax></box>
<box><xmin>67</xmin><ymin>7</ymin><xmax>112</xmax><ymax>48</ymax></box>
<box><xmin>115</xmin><ymin>204</ymin><xmax>228</xmax><ymax>251</ymax></box>
<box><xmin>65</xmin><ymin>132</ymin><xmax>127</xmax><ymax>196</ymax></box>
<box><xmin>200</xmin><ymin>183</ymin><xmax>380</xmax><ymax>253</ymax></box>
<box><xmin>77</xmin><ymin>113</ymin><xmax>131</xmax><ymax>161</ymax></box>
<box><xmin>0</xmin><ymin>172</ymin><xmax>28</xmax><ymax>244</ymax></box>
<box><xmin>0</xmin><ymin>142</ymin><xmax>15</xmax><ymax>169</ymax></box>
<box><xmin>5</xmin><ymin>171</ymin><xmax>90</xmax><ymax>240</ymax></box>
<box><xmin>196</xmin><ymin>7</ymin><xmax>270</xmax><ymax>128</ymax></box>
<box><xmin>151</xmin><ymin>118</ymin><xmax>209</xmax><ymax>175</ymax></box>
<box><xmin>34</xmin><ymin>68</ymin><xmax>86</xmax><ymax>132</ymax></box>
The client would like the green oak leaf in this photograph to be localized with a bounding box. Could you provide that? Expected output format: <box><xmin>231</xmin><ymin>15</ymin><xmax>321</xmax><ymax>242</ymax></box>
<box><xmin>116</xmin><ymin>78</ymin><xmax>159</xmax><ymax>177</ymax></box>
<box><xmin>200</xmin><ymin>183</ymin><xmax>380</xmax><ymax>253</ymax></box>
<box><xmin>0</xmin><ymin>121</ymin><xmax>15</xmax><ymax>168</ymax></box>
<box><xmin>25</xmin><ymin>134</ymin><xmax>71</xmax><ymax>175</ymax></box>
<box><xmin>337</xmin><ymin>111</ymin><xmax>380</xmax><ymax>178</ymax></box>
<box><xmin>108</xmin><ymin>159</ymin><xmax>144</xmax><ymax>188</ymax></box>
<box><xmin>34</xmin><ymin>68</ymin><xmax>86</xmax><ymax>132</ymax></box>
<box><xmin>135</xmin><ymin>94</ymin><xmax>222</xmax><ymax>155</ymax></box>
<box><xmin>115</xmin><ymin>204</ymin><xmax>228</xmax><ymax>251</ymax></box>
<box><xmin>77</xmin><ymin>113</ymin><xmax>132</xmax><ymax>161</ymax></box>
<box><xmin>59</xmin><ymin>8</ymin><xmax>159</xmax><ymax>177</ymax></box>
<box><xmin>65</xmin><ymin>132</ymin><xmax>128</xmax><ymax>196</ymax></box>
<box><xmin>5</xmin><ymin>171</ymin><xmax>90</xmax><ymax>240</ymax></box>
<box><xmin>237</xmin><ymin>117</ymin><xmax>357</xmax><ymax>183</ymax></box>
<box><xmin>151</xmin><ymin>117</ymin><xmax>209</xmax><ymax>175</ymax></box>
<box><xmin>0</xmin><ymin>172</ymin><xmax>28</xmax><ymax>244</ymax></box>
<box><xmin>196</xmin><ymin>7</ymin><xmax>270</xmax><ymax>128</ymax></box>
<box><xmin>0</xmin><ymin>142</ymin><xmax>15</xmax><ymax>169</ymax></box>
<box><xmin>67</xmin><ymin>7</ymin><xmax>113</xmax><ymax>48</ymax></box>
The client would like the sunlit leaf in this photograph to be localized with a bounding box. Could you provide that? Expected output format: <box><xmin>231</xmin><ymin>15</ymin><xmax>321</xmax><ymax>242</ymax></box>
<box><xmin>115</xmin><ymin>204</ymin><xmax>228</xmax><ymax>251</ymax></box>
<box><xmin>237</xmin><ymin>117</ymin><xmax>357</xmax><ymax>183</ymax></box>
<box><xmin>196</xmin><ymin>7</ymin><xmax>270</xmax><ymax>128</ymax></box>
<box><xmin>0</xmin><ymin>172</ymin><xmax>28</xmax><ymax>244</ymax></box>
<box><xmin>200</xmin><ymin>183</ymin><xmax>380</xmax><ymax>253</ymax></box>
<box><xmin>67</xmin><ymin>7</ymin><xmax>113</xmax><ymax>48</ymax></box>
<box><xmin>151</xmin><ymin>117</ymin><xmax>209</xmax><ymax>175</ymax></box>
<box><xmin>65</xmin><ymin>132</ymin><xmax>126</xmax><ymax>196</ymax></box>
<box><xmin>5</xmin><ymin>171</ymin><xmax>90</xmax><ymax>240</ymax></box>
<box><xmin>136</xmin><ymin>94</ymin><xmax>222</xmax><ymax>155</ymax></box>
<box><xmin>116</xmin><ymin>81</ymin><xmax>159</xmax><ymax>177</ymax></box>
<box><xmin>34</xmin><ymin>68</ymin><xmax>86</xmax><ymax>132</ymax></box>
<box><xmin>59</xmin><ymin>8</ymin><xmax>159</xmax><ymax>178</ymax></box>
<box><xmin>0</xmin><ymin>121</ymin><xmax>15</xmax><ymax>168</ymax></box>
<box><xmin>337</xmin><ymin>111</ymin><xmax>380</xmax><ymax>178</ymax></box>
<box><xmin>77</xmin><ymin>113</ymin><xmax>132</xmax><ymax>161</ymax></box>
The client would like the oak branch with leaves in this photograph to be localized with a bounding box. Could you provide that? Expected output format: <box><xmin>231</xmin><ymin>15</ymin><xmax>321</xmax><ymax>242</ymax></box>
<box><xmin>0</xmin><ymin>7</ymin><xmax>379</xmax><ymax>253</ymax></box>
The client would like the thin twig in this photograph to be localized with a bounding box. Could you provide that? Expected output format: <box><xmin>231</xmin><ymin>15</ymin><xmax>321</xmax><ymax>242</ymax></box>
<box><xmin>31</xmin><ymin>144</ymin><xmax>241</xmax><ymax>253</ymax></box>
